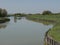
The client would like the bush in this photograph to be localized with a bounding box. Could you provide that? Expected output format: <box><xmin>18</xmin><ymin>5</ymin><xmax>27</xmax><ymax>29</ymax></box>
<box><xmin>42</xmin><ymin>10</ymin><xmax>52</xmax><ymax>15</ymax></box>
<box><xmin>0</xmin><ymin>8</ymin><xmax>7</xmax><ymax>17</ymax></box>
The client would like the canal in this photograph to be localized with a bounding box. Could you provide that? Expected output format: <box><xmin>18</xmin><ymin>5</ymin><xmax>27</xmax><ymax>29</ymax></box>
<box><xmin>0</xmin><ymin>17</ymin><xmax>53</xmax><ymax>45</ymax></box>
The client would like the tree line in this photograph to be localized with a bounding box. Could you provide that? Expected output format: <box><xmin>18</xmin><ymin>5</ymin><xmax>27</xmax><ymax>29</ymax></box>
<box><xmin>0</xmin><ymin>8</ymin><xmax>60</xmax><ymax>17</ymax></box>
<box><xmin>14</xmin><ymin>10</ymin><xmax>60</xmax><ymax>16</ymax></box>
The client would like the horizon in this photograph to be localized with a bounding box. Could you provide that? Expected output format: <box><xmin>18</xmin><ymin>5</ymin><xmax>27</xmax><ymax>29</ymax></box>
<box><xmin>0</xmin><ymin>0</ymin><xmax>60</xmax><ymax>14</ymax></box>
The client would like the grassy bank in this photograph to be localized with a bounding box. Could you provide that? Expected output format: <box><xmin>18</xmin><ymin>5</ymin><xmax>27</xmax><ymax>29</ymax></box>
<box><xmin>48</xmin><ymin>22</ymin><xmax>60</xmax><ymax>42</ymax></box>
<box><xmin>26</xmin><ymin>14</ymin><xmax>60</xmax><ymax>42</ymax></box>
<box><xmin>0</xmin><ymin>17</ymin><xmax>10</xmax><ymax>23</ymax></box>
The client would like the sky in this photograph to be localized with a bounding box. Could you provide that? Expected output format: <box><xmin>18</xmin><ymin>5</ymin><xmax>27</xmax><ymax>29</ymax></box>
<box><xmin>0</xmin><ymin>0</ymin><xmax>60</xmax><ymax>14</ymax></box>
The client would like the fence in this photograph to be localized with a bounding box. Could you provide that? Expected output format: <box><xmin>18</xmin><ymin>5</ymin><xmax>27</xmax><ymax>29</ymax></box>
<box><xmin>46</xmin><ymin>35</ymin><xmax>60</xmax><ymax>45</ymax></box>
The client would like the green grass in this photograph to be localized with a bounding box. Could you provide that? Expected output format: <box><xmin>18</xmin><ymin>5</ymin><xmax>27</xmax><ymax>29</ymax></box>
<box><xmin>48</xmin><ymin>22</ymin><xmax>60</xmax><ymax>42</ymax></box>
<box><xmin>27</xmin><ymin>15</ymin><xmax>60</xmax><ymax>21</ymax></box>
<box><xmin>26</xmin><ymin>14</ymin><xmax>60</xmax><ymax>42</ymax></box>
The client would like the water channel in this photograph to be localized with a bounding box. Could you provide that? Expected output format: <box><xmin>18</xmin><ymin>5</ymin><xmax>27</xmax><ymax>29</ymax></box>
<box><xmin>0</xmin><ymin>17</ymin><xmax>53</xmax><ymax>45</ymax></box>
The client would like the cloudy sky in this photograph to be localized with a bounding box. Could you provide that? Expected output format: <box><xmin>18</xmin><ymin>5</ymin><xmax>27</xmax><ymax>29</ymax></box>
<box><xmin>0</xmin><ymin>0</ymin><xmax>60</xmax><ymax>14</ymax></box>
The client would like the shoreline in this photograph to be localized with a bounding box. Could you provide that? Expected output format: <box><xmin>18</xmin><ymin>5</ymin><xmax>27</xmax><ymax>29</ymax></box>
<box><xmin>26</xmin><ymin>15</ymin><xmax>60</xmax><ymax>45</ymax></box>
<box><xmin>0</xmin><ymin>17</ymin><xmax>10</xmax><ymax>23</ymax></box>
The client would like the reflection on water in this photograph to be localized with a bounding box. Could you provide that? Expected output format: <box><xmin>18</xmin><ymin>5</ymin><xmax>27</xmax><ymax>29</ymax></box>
<box><xmin>0</xmin><ymin>21</ymin><xmax>10</xmax><ymax>29</ymax></box>
<box><xmin>14</xmin><ymin>16</ymin><xmax>21</xmax><ymax>23</ymax></box>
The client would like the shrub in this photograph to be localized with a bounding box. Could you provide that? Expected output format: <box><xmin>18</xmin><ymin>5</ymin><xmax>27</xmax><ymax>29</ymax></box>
<box><xmin>42</xmin><ymin>10</ymin><xmax>52</xmax><ymax>15</ymax></box>
<box><xmin>0</xmin><ymin>8</ymin><xmax>7</xmax><ymax>17</ymax></box>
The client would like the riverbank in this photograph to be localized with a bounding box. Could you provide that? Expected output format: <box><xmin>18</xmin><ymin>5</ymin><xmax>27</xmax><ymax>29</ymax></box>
<box><xmin>26</xmin><ymin>16</ymin><xmax>56</xmax><ymax>25</ymax></box>
<box><xmin>26</xmin><ymin>14</ymin><xmax>60</xmax><ymax>45</ymax></box>
<box><xmin>0</xmin><ymin>17</ymin><xmax>10</xmax><ymax>23</ymax></box>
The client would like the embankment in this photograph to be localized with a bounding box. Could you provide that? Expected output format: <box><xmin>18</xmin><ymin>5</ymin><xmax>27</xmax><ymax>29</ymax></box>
<box><xmin>26</xmin><ymin>15</ymin><xmax>60</xmax><ymax>45</ymax></box>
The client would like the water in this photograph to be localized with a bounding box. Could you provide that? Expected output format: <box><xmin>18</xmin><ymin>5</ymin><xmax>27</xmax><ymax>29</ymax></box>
<box><xmin>0</xmin><ymin>17</ymin><xmax>53</xmax><ymax>45</ymax></box>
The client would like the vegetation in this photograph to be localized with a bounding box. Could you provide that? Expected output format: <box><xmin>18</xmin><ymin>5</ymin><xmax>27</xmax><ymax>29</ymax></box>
<box><xmin>27</xmin><ymin>14</ymin><xmax>60</xmax><ymax>22</ymax></box>
<box><xmin>0</xmin><ymin>8</ymin><xmax>10</xmax><ymax>23</ymax></box>
<box><xmin>14</xmin><ymin>13</ymin><xmax>27</xmax><ymax>17</ymax></box>
<box><xmin>48</xmin><ymin>22</ymin><xmax>60</xmax><ymax>42</ymax></box>
<box><xmin>42</xmin><ymin>10</ymin><xmax>52</xmax><ymax>15</ymax></box>
<box><xmin>0</xmin><ymin>17</ymin><xmax>10</xmax><ymax>23</ymax></box>
<box><xmin>0</xmin><ymin>8</ymin><xmax>7</xmax><ymax>17</ymax></box>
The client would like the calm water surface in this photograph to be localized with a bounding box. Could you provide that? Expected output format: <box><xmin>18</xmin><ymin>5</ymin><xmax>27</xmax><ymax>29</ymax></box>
<box><xmin>0</xmin><ymin>17</ymin><xmax>53</xmax><ymax>45</ymax></box>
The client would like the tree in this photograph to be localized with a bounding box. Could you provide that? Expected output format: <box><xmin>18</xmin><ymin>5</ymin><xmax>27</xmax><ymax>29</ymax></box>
<box><xmin>14</xmin><ymin>13</ymin><xmax>21</xmax><ymax>15</ymax></box>
<box><xmin>0</xmin><ymin>8</ymin><xmax>2</xmax><ymax>16</ymax></box>
<box><xmin>1</xmin><ymin>9</ymin><xmax>7</xmax><ymax>17</ymax></box>
<box><xmin>42</xmin><ymin>10</ymin><xmax>52</xmax><ymax>15</ymax></box>
<box><xmin>0</xmin><ymin>8</ymin><xmax>7</xmax><ymax>17</ymax></box>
